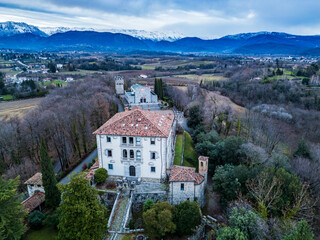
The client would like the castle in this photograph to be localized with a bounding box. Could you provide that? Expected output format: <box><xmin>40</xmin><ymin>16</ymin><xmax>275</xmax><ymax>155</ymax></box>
<box><xmin>94</xmin><ymin>107</ymin><xmax>208</xmax><ymax>206</ymax></box>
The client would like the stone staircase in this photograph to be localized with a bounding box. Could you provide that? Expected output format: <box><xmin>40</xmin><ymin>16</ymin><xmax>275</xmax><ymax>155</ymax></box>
<box><xmin>109</xmin><ymin>195</ymin><xmax>129</xmax><ymax>232</ymax></box>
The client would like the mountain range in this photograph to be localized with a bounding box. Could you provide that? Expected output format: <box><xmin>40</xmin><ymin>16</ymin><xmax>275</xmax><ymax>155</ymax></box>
<box><xmin>0</xmin><ymin>21</ymin><xmax>319</xmax><ymax>55</ymax></box>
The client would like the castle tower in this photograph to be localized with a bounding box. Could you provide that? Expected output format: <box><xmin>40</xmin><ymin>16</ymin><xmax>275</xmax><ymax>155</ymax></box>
<box><xmin>198</xmin><ymin>156</ymin><xmax>209</xmax><ymax>177</ymax></box>
<box><xmin>115</xmin><ymin>76</ymin><xmax>124</xmax><ymax>95</ymax></box>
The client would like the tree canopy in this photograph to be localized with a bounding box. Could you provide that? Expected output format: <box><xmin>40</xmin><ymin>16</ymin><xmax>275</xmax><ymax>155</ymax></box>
<box><xmin>57</xmin><ymin>173</ymin><xmax>109</xmax><ymax>240</ymax></box>
<box><xmin>143</xmin><ymin>201</ymin><xmax>176</xmax><ymax>239</ymax></box>
<box><xmin>40</xmin><ymin>138</ymin><xmax>60</xmax><ymax>209</ymax></box>
<box><xmin>0</xmin><ymin>175</ymin><xmax>26</xmax><ymax>240</ymax></box>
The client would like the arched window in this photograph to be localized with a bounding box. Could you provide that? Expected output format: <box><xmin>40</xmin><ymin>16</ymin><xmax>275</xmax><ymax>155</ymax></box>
<box><xmin>130</xmin><ymin>150</ymin><xmax>134</xmax><ymax>159</ymax></box>
<box><xmin>129</xmin><ymin>166</ymin><xmax>136</xmax><ymax>176</ymax></box>
<box><xmin>136</xmin><ymin>150</ymin><xmax>141</xmax><ymax>159</ymax></box>
<box><xmin>123</xmin><ymin>149</ymin><xmax>127</xmax><ymax>158</ymax></box>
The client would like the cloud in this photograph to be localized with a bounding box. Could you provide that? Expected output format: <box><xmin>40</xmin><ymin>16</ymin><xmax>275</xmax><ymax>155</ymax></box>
<box><xmin>0</xmin><ymin>0</ymin><xmax>319</xmax><ymax>37</ymax></box>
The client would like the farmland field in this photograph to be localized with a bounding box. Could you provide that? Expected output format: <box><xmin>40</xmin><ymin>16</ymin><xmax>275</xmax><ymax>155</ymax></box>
<box><xmin>174</xmin><ymin>74</ymin><xmax>228</xmax><ymax>83</ymax></box>
<box><xmin>0</xmin><ymin>98</ymin><xmax>42</xmax><ymax>121</ymax></box>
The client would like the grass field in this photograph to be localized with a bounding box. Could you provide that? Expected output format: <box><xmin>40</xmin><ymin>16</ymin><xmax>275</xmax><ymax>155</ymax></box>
<box><xmin>174</xmin><ymin>74</ymin><xmax>227</xmax><ymax>83</ymax></box>
<box><xmin>25</xmin><ymin>227</ymin><xmax>58</xmax><ymax>240</ymax></box>
<box><xmin>0</xmin><ymin>97</ymin><xmax>42</xmax><ymax>121</ymax></box>
<box><xmin>183</xmin><ymin>132</ymin><xmax>198</xmax><ymax>169</ymax></box>
<box><xmin>1</xmin><ymin>94</ymin><xmax>14</xmax><ymax>100</ymax></box>
<box><xmin>174</xmin><ymin>134</ymin><xmax>183</xmax><ymax>165</ymax></box>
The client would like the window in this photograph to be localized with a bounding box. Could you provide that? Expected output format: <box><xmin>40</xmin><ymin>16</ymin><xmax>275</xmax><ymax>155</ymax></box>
<box><xmin>151</xmin><ymin>138</ymin><xmax>155</xmax><ymax>145</ymax></box>
<box><xmin>201</xmin><ymin>162</ymin><xmax>203</xmax><ymax>167</ymax></box>
<box><xmin>108</xmin><ymin>164</ymin><xmax>113</xmax><ymax>170</ymax></box>
<box><xmin>150</xmin><ymin>152</ymin><xmax>156</xmax><ymax>160</ymax></box>
<box><xmin>106</xmin><ymin>136</ymin><xmax>111</xmax><ymax>143</ymax></box>
<box><xmin>108</xmin><ymin>150</ymin><xmax>112</xmax><ymax>157</ymax></box>
<box><xmin>130</xmin><ymin>150</ymin><xmax>134</xmax><ymax>159</ymax></box>
<box><xmin>129</xmin><ymin>166</ymin><xmax>136</xmax><ymax>176</ymax></box>
<box><xmin>136</xmin><ymin>150</ymin><xmax>141</xmax><ymax>159</ymax></box>
<box><xmin>122</xmin><ymin>137</ymin><xmax>127</xmax><ymax>144</ymax></box>
<box><xmin>136</xmin><ymin>137</ymin><xmax>141</xmax><ymax>146</ymax></box>
<box><xmin>123</xmin><ymin>150</ymin><xmax>127</xmax><ymax>158</ymax></box>
<box><xmin>129</xmin><ymin>137</ymin><xmax>134</xmax><ymax>145</ymax></box>
<box><xmin>181</xmin><ymin>183</ymin><xmax>184</xmax><ymax>191</ymax></box>
<box><xmin>151</xmin><ymin>167</ymin><xmax>156</xmax><ymax>173</ymax></box>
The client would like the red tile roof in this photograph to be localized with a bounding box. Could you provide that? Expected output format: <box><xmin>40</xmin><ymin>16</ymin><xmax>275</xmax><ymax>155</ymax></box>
<box><xmin>22</xmin><ymin>191</ymin><xmax>45</xmax><ymax>213</ymax></box>
<box><xmin>24</xmin><ymin>173</ymin><xmax>42</xmax><ymax>186</ymax></box>
<box><xmin>169</xmin><ymin>165</ymin><xmax>204</xmax><ymax>185</ymax></box>
<box><xmin>90</xmin><ymin>161</ymin><xmax>99</xmax><ymax>170</ymax></box>
<box><xmin>85</xmin><ymin>170</ymin><xmax>95</xmax><ymax>180</ymax></box>
<box><xmin>93</xmin><ymin>109</ymin><xmax>174</xmax><ymax>138</ymax></box>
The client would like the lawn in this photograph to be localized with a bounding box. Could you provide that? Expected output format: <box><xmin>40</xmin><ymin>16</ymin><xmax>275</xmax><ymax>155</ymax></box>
<box><xmin>1</xmin><ymin>94</ymin><xmax>14</xmax><ymax>100</ymax></box>
<box><xmin>183</xmin><ymin>132</ymin><xmax>198</xmax><ymax>169</ymax></box>
<box><xmin>174</xmin><ymin>74</ymin><xmax>227</xmax><ymax>83</ymax></box>
<box><xmin>25</xmin><ymin>227</ymin><xmax>58</xmax><ymax>240</ymax></box>
<box><xmin>173</xmin><ymin>134</ymin><xmax>183</xmax><ymax>165</ymax></box>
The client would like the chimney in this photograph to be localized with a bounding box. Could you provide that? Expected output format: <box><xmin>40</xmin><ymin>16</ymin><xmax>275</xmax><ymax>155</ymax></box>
<box><xmin>198</xmin><ymin>156</ymin><xmax>209</xmax><ymax>177</ymax></box>
<box><xmin>148</xmin><ymin>108</ymin><xmax>151</xmax><ymax>111</ymax></box>
<box><xmin>124</xmin><ymin>107</ymin><xmax>129</xmax><ymax>112</ymax></box>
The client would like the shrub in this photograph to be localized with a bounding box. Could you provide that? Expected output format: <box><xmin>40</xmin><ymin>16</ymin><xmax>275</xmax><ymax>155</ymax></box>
<box><xmin>28</xmin><ymin>210</ymin><xmax>45</xmax><ymax>229</ymax></box>
<box><xmin>128</xmin><ymin>219</ymin><xmax>135</xmax><ymax>229</ymax></box>
<box><xmin>94</xmin><ymin>168</ymin><xmax>108</xmax><ymax>184</ymax></box>
<box><xmin>43</xmin><ymin>211</ymin><xmax>59</xmax><ymax>229</ymax></box>
<box><xmin>82</xmin><ymin>163</ymin><xmax>88</xmax><ymax>171</ymax></box>
<box><xmin>143</xmin><ymin>199</ymin><xmax>154</xmax><ymax>212</ymax></box>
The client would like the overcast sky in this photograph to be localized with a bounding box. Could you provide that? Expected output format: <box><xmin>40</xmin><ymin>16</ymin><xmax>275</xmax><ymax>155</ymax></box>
<box><xmin>0</xmin><ymin>0</ymin><xmax>319</xmax><ymax>38</ymax></box>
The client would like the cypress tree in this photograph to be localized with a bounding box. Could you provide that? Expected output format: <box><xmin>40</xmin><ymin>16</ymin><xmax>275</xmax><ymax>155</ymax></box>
<box><xmin>40</xmin><ymin>138</ymin><xmax>60</xmax><ymax>209</ymax></box>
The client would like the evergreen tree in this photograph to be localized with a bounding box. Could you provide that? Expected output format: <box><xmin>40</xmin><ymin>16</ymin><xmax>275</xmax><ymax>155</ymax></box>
<box><xmin>58</xmin><ymin>173</ymin><xmax>109</xmax><ymax>240</ymax></box>
<box><xmin>40</xmin><ymin>138</ymin><xmax>60</xmax><ymax>209</ymax></box>
<box><xmin>0</xmin><ymin>175</ymin><xmax>27</xmax><ymax>239</ymax></box>
<box><xmin>154</xmin><ymin>78</ymin><xmax>158</xmax><ymax>97</ymax></box>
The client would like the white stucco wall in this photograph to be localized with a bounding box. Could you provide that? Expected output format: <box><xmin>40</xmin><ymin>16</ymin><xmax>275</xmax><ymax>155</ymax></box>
<box><xmin>27</xmin><ymin>184</ymin><xmax>45</xmax><ymax>197</ymax></box>
<box><xmin>97</xmin><ymin>134</ymin><xmax>169</xmax><ymax>181</ymax></box>
<box><xmin>115</xmin><ymin>79</ymin><xmax>124</xmax><ymax>95</ymax></box>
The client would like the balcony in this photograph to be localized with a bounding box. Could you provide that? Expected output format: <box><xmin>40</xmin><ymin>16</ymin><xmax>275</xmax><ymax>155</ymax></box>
<box><xmin>121</xmin><ymin>157</ymin><xmax>143</xmax><ymax>163</ymax></box>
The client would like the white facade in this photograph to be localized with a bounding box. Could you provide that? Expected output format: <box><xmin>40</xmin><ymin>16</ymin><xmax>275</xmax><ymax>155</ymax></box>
<box><xmin>96</xmin><ymin>125</ymin><xmax>175</xmax><ymax>182</ymax></box>
<box><xmin>115</xmin><ymin>76</ymin><xmax>124</xmax><ymax>95</ymax></box>
<box><xmin>27</xmin><ymin>184</ymin><xmax>45</xmax><ymax>197</ymax></box>
<box><xmin>125</xmin><ymin>84</ymin><xmax>158</xmax><ymax>106</ymax></box>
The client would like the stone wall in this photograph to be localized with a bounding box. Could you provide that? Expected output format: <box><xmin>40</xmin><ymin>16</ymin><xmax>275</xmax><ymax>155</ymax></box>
<box><xmin>170</xmin><ymin>181</ymin><xmax>195</xmax><ymax>205</ymax></box>
<box><xmin>132</xmin><ymin>191</ymin><xmax>167</xmax><ymax>204</ymax></box>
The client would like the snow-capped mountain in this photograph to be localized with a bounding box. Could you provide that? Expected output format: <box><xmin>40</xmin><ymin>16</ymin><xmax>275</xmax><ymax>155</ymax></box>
<box><xmin>40</xmin><ymin>26</ymin><xmax>95</xmax><ymax>36</ymax></box>
<box><xmin>40</xmin><ymin>26</ymin><xmax>184</xmax><ymax>42</ymax></box>
<box><xmin>104</xmin><ymin>29</ymin><xmax>185</xmax><ymax>42</ymax></box>
<box><xmin>0</xmin><ymin>21</ymin><xmax>47</xmax><ymax>37</ymax></box>
<box><xmin>222</xmin><ymin>31</ymin><xmax>292</xmax><ymax>40</ymax></box>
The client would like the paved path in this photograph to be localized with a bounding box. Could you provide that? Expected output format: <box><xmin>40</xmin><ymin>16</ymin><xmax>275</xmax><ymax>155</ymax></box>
<box><xmin>59</xmin><ymin>149</ymin><xmax>98</xmax><ymax>184</ymax></box>
<box><xmin>109</xmin><ymin>196</ymin><xmax>129</xmax><ymax>232</ymax></box>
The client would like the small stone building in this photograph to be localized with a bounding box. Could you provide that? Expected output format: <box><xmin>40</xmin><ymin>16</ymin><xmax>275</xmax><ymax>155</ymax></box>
<box><xmin>22</xmin><ymin>172</ymin><xmax>46</xmax><ymax>213</ymax></box>
<box><xmin>169</xmin><ymin>156</ymin><xmax>208</xmax><ymax>207</ymax></box>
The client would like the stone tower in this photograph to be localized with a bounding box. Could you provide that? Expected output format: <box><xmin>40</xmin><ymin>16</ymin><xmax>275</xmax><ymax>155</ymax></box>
<box><xmin>115</xmin><ymin>76</ymin><xmax>124</xmax><ymax>95</ymax></box>
<box><xmin>198</xmin><ymin>156</ymin><xmax>209</xmax><ymax>177</ymax></box>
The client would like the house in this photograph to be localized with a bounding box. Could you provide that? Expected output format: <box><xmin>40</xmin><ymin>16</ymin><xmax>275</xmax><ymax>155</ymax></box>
<box><xmin>22</xmin><ymin>173</ymin><xmax>45</xmax><ymax>213</ymax></box>
<box><xmin>169</xmin><ymin>156</ymin><xmax>208</xmax><ymax>207</ymax></box>
<box><xmin>125</xmin><ymin>84</ymin><xmax>158</xmax><ymax>106</ymax></box>
<box><xmin>94</xmin><ymin>107</ymin><xmax>176</xmax><ymax>182</ymax></box>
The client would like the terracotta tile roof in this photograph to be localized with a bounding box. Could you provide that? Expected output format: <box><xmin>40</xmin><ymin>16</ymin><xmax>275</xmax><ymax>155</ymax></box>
<box><xmin>22</xmin><ymin>191</ymin><xmax>45</xmax><ymax>213</ymax></box>
<box><xmin>90</xmin><ymin>161</ymin><xmax>99</xmax><ymax>170</ymax></box>
<box><xmin>93</xmin><ymin>109</ymin><xmax>174</xmax><ymax>138</ymax></box>
<box><xmin>85</xmin><ymin>170</ymin><xmax>95</xmax><ymax>180</ymax></box>
<box><xmin>24</xmin><ymin>173</ymin><xmax>42</xmax><ymax>186</ymax></box>
<box><xmin>169</xmin><ymin>165</ymin><xmax>204</xmax><ymax>185</ymax></box>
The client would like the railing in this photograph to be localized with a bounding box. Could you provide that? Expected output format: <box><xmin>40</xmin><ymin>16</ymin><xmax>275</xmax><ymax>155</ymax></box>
<box><xmin>121</xmin><ymin>157</ymin><xmax>143</xmax><ymax>163</ymax></box>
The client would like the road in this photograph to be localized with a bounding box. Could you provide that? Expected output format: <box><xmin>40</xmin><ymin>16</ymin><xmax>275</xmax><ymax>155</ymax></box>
<box><xmin>59</xmin><ymin>149</ymin><xmax>98</xmax><ymax>184</ymax></box>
